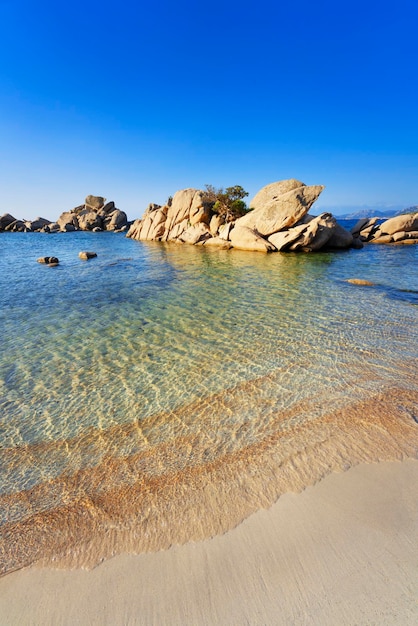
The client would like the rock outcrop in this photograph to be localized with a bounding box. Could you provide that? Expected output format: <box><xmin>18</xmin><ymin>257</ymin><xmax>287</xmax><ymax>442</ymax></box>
<box><xmin>351</xmin><ymin>213</ymin><xmax>418</xmax><ymax>245</ymax></box>
<box><xmin>0</xmin><ymin>195</ymin><xmax>128</xmax><ymax>233</ymax></box>
<box><xmin>49</xmin><ymin>196</ymin><xmax>128</xmax><ymax>233</ymax></box>
<box><xmin>127</xmin><ymin>179</ymin><xmax>356</xmax><ymax>253</ymax></box>
<box><xmin>127</xmin><ymin>189</ymin><xmax>212</xmax><ymax>243</ymax></box>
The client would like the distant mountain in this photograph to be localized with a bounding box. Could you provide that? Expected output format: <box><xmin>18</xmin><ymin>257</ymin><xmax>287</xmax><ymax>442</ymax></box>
<box><xmin>338</xmin><ymin>206</ymin><xmax>418</xmax><ymax>219</ymax></box>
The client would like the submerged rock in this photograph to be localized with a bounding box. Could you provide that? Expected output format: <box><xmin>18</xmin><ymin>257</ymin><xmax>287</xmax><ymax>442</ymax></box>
<box><xmin>346</xmin><ymin>278</ymin><xmax>375</xmax><ymax>286</ymax></box>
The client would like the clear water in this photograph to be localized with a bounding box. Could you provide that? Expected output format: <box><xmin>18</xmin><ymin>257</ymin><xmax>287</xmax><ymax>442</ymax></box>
<box><xmin>1</xmin><ymin>230</ymin><xmax>417</xmax><ymax>573</ymax></box>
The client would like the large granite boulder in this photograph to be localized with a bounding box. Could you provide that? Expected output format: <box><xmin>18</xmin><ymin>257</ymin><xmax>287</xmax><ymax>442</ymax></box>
<box><xmin>57</xmin><ymin>211</ymin><xmax>79</xmax><ymax>231</ymax></box>
<box><xmin>5</xmin><ymin>219</ymin><xmax>26</xmax><ymax>232</ymax></box>
<box><xmin>138</xmin><ymin>204</ymin><xmax>168</xmax><ymax>241</ymax></box>
<box><xmin>203</xmin><ymin>236</ymin><xmax>232</xmax><ymax>249</ymax></box>
<box><xmin>326</xmin><ymin>221</ymin><xmax>354</xmax><ymax>249</ymax></box>
<box><xmin>209</xmin><ymin>214</ymin><xmax>224</xmax><ymax>235</ymax></box>
<box><xmin>46</xmin><ymin>223</ymin><xmax>61</xmax><ymax>233</ymax></box>
<box><xmin>85</xmin><ymin>195</ymin><xmax>106</xmax><ymax>210</ymax></box>
<box><xmin>379</xmin><ymin>213</ymin><xmax>418</xmax><ymax>236</ymax></box>
<box><xmin>100</xmin><ymin>201</ymin><xmax>115</xmax><ymax>215</ymax></box>
<box><xmin>76</xmin><ymin>210</ymin><xmax>103</xmax><ymax>231</ymax></box>
<box><xmin>235</xmin><ymin>182</ymin><xmax>324</xmax><ymax>237</ymax></box>
<box><xmin>127</xmin><ymin>189</ymin><xmax>210</xmax><ymax>243</ymax></box>
<box><xmin>127</xmin><ymin>206</ymin><xmax>163</xmax><ymax>241</ymax></box>
<box><xmin>161</xmin><ymin>189</ymin><xmax>207</xmax><ymax>241</ymax></box>
<box><xmin>126</xmin><ymin>218</ymin><xmax>142</xmax><ymax>240</ymax></box>
<box><xmin>127</xmin><ymin>204</ymin><xmax>167</xmax><ymax>240</ymax></box>
<box><xmin>351</xmin><ymin>217</ymin><xmax>380</xmax><ymax>241</ymax></box>
<box><xmin>218</xmin><ymin>222</ymin><xmax>234</xmax><ymax>241</ymax></box>
<box><xmin>268</xmin><ymin>213</ymin><xmax>354</xmax><ymax>252</ymax></box>
<box><xmin>229</xmin><ymin>225</ymin><xmax>277</xmax><ymax>252</ymax></box>
<box><xmin>178</xmin><ymin>223</ymin><xmax>212</xmax><ymax>245</ymax></box>
<box><xmin>103</xmin><ymin>209</ymin><xmax>128</xmax><ymax>231</ymax></box>
<box><xmin>26</xmin><ymin>217</ymin><xmax>52</xmax><ymax>231</ymax></box>
<box><xmin>289</xmin><ymin>213</ymin><xmax>336</xmax><ymax>251</ymax></box>
<box><xmin>0</xmin><ymin>213</ymin><xmax>17</xmax><ymax>231</ymax></box>
<box><xmin>268</xmin><ymin>223</ymin><xmax>308</xmax><ymax>251</ymax></box>
<box><xmin>249</xmin><ymin>179</ymin><xmax>305</xmax><ymax>211</ymax></box>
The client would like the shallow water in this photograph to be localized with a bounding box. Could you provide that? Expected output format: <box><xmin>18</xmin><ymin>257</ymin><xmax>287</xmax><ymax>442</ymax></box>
<box><xmin>1</xmin><ymin>231</ymin><xmax>417</xmax><ymax>574</ymax></box>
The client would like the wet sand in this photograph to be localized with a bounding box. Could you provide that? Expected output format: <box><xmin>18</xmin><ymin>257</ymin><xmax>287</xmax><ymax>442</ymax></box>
<box><xmin>0</xmin><ymin>459</ymin><xmax>417</xmax><ymax>625</ymax></box>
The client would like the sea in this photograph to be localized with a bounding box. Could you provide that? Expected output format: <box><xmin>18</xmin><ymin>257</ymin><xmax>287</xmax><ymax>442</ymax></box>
<box><xmin>1</xmin><ymin>225</ymin><xmax>417</xmax><ymax>575</ymax></box>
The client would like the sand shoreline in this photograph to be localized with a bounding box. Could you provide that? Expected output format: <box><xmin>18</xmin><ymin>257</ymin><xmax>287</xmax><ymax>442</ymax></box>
<box><xmin>0</xmin><ymin>459</ymin><xmax>417</xmax><ymax>625</ymax></box>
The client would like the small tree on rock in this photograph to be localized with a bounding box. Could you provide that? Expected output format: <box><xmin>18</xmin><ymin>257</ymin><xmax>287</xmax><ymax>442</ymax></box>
<box><xmin>202</xmin><ymin>184</ymin><xmax>250</xmax><ymax>222</ymax></box>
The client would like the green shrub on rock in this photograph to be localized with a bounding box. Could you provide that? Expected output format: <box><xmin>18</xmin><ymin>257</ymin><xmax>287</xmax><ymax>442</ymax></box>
<box><xmin>202</xmin><ymin>184</ymin><xmax>250</xmax><ymax>222</ymax></box>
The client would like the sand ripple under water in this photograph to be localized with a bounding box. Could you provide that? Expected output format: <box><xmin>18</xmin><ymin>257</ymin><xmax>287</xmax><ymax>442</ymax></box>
<box><xmin>1</xmin><ymin>363</ymin><xmax>417</xmax><ymax>576</ymax></box>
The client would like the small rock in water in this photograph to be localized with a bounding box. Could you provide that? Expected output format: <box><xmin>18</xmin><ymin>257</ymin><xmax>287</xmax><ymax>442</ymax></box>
<box><xmin>37</xmin><ymin>256</ymin><xmax>59</xmax><ymax>265</ymax></box>
<box><xmin>346</xmin><ymin>278</ymin><xmax>375</xmax><ymax>286</ymax></box>
<box><xmin>79</xmin><ymin>251</ymin><xmax>98</xmax><ymax>260</ymax></box>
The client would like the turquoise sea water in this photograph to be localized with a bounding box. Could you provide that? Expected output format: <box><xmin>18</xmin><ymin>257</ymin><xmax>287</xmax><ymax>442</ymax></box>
<box><xmin>1</xmin><ymin>229</ymin><xmax>417</xmax><ymax>572</ymax></box>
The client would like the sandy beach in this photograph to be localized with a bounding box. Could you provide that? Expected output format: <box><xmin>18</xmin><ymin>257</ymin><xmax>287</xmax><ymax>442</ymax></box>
<box><xmin>0</xmin><ymin>459</ymin><xmax>417</xmax><ymax>625</ymax></box>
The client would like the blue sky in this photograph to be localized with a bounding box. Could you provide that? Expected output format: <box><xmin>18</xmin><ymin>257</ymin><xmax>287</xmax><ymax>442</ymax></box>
<box><xmin>1</xmin><ymin>0</ymin><xmax>417</xmax><ymax>221</ymax></box>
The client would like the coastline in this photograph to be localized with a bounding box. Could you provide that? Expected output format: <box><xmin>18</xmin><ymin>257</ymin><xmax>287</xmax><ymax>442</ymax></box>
<box><xmin>0</xmin><ymin>459</ymin><xmax>417</xmax><ymax>625</ymax></box>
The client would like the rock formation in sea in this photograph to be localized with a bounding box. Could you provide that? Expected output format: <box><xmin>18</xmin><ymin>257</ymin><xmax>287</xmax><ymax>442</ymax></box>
<box><xmin>2</xmin><ymin>185</ymin><xmax>417</xmax><ymax>249</ymax></box>
<box><xmin>0</xmin><ymin>196</ymin><xmax>128</xmax><ymax>233</ymax></box>
<box><xmin>351</xmin><ymin>213</ymin><xmax>418</xmax><ymax>245</ymax></box>
<box><xmin>126</xmin><ymin>180</ymin><xmax>360</xmax><ymax>253</ymax></box>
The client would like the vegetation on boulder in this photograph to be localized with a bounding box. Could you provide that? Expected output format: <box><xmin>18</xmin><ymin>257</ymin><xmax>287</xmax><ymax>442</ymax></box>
<box><xmin>202</xmin><ymin>184</ymin><xmax>250</xmax><ymax>222</ymax></box>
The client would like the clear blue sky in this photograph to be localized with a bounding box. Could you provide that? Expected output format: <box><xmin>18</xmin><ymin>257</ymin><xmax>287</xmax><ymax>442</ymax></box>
<box><xmin>1</xmin><ymin>0</ymin><xmax>417</xmax><ymax>221</ymax></box>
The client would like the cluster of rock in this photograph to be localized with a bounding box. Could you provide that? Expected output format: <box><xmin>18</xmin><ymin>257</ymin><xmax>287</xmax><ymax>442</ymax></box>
<box><xmin>36</xmin><ymin>251</ymin><xmax>98</xmax><ymax>266</ymax></box>
<box><xmin>127</xmin><ymin>179</ymin><xmax>359</xmax><ymax>252</ymax></box>
<box><xmin>0</xmin><ymin>195</ymin><xmax>128</xmax><ymax>233</ymax></box>
<box><xmin>351</xmin><ymin>213</ymin><xmax>418</xmax><ymax>245</ymax></box>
